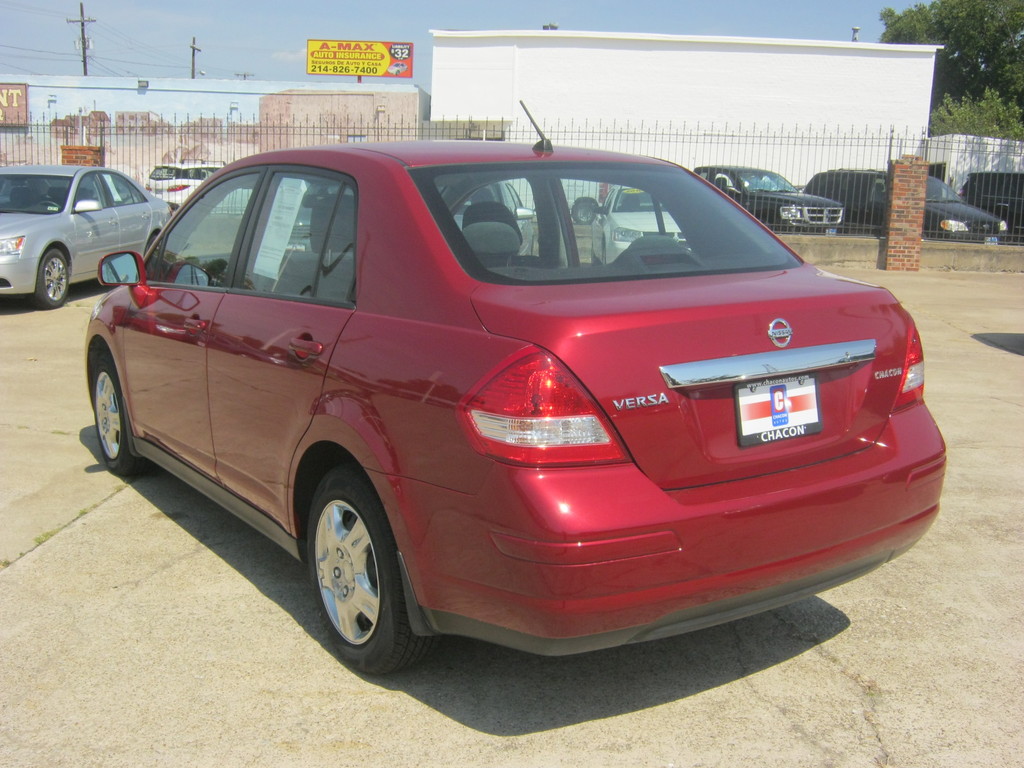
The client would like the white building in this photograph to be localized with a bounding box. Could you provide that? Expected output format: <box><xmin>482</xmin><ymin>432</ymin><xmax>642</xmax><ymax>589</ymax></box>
<box><xmin>430</xmin><ymin>30</ymin><xmax>941</xmax><ymax>133</ymax></box>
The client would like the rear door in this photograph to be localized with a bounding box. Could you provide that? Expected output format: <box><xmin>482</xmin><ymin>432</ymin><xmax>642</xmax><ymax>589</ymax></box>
<box><xmin>102</xmin><ymin>170</ymin><xmax>158</xmax><ymax>254</ymax></box>
<box><xmin>206</xmin><ymin>168</ymin><xmax>357</xmax><ymax>521</ymax></box>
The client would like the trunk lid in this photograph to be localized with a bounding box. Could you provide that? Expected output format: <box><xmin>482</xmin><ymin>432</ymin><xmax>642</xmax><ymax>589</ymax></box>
<box><xmin>470</xmin><ymin>265</ymin><xmax>913</xmax><ymax>489</ymax></box>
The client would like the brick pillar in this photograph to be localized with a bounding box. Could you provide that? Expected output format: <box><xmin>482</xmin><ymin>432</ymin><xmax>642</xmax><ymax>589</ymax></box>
<box><xmin>60</xmin><ymin>145</ymin><xmax>105</xmax><ymax>166</ymax></box>
<box><xmin>884</xmin><ymin>154</ymin><xmax>928</xmax><ymax>271</ymax></box>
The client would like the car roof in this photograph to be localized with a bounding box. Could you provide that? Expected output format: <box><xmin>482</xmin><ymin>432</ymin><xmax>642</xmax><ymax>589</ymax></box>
<box><xmin>814</xmin><ymin>169</ymin><xmax>886</xmax><ymax>176</ymax></box>
<box><xmin>0</xmin><ymin>165</ymin><xmax>97</xmax><ymax>177</ymax></box>
<box><xmin>228</xmin><ymin>141</ymin><xmax>672</xmax><ymax>170</ymax></box>
<box><xmin>153</xmin><ymin>161</ymin><xmax>223</xmax><ymax>168</ymax></box>
<box><xmin>966</xmin><ymin>171</ymin><xmax>1023</xmax><ymax>179</ymax></box>
<box><xmin>695</xmin><ymin>165</ymin><xmax>779</xmax><ymax>174</ymax></box>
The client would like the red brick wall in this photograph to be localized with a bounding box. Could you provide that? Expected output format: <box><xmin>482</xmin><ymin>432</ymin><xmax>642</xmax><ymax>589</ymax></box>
<box><xmin>884</xmin><ymin>155</ymin><xmax>928</xmax><ymax>271</ymax></box>
<box><xmin>60</xmin><ymin>145</ymin><xmax>105</xmax><ymax>166</ymax></box>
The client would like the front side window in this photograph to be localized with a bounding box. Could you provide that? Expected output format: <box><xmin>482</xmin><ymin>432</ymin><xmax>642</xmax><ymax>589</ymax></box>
<box><xmin>147</xmin><ymin>173</ymin><xmax>259</xmax><ymax>286</ymax></box>
<box><xmin>413</xmin><ymin>162</ymin><xmax>799</xmax><ymax>284</ymax></box>
<box><xmin>75</xmin><ymin>172</ymin><xmax>107</xmax><ymax>208</ymax></box>
<box><xmin>240</xmin><ymin>171</ymin><xmax>357</xmax><ymax>302</ymax></box>
<box><xmin>737</xmin><ymin>170</ymin><xmax>797</xmax><ymax>193</ymax></box>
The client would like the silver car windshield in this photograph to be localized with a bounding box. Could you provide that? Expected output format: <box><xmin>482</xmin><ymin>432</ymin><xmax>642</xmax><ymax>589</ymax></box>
<box><xmin>0</xmin><ymin>175</ymin><xmax>73</xmax><ymax>214</ymax></box>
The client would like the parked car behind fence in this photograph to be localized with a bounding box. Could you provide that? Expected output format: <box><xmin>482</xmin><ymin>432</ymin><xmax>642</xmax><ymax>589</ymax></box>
<box><xmin>693</xmin><ymin>166</ymin><xmax>844</xmax><ymax>234</ymax></box>
<box><xmin>146</xmin><ymin>162</ymin><xmax>223</xmax><ymax>210</ymax></box>
<box><xmin>804</xmin><ymin>169</ymin><xmax>1007</xmax><ymax>242</ymax></box>
<box><xmin>958</xmin><ymin>171</ymin><xmax>1024</xmax><ymax>243</ymax></box>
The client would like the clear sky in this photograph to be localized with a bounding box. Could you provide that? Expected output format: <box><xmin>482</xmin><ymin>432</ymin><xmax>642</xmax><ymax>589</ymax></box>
<box><xmin>1</xmin><ymin>0</ymin><xmax>910</xmax><ymax>89</ymax></box>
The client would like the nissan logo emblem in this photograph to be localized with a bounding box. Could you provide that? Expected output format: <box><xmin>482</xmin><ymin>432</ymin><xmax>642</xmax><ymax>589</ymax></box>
<box><xmin>768</xmin><ymin>318</ymin><xmax>793</xmax><ymax>348</ymax></box>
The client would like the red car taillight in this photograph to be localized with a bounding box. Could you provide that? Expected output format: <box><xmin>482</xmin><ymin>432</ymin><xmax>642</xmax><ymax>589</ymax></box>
<box><xmin>893</xmin><ymin>322</ymin><xmax>925</xmax><ymax>410</ymax></box>
<box><xmin>459</xmin><ymin>349</ymin><xmax>628</xmax><ymax>467</ymax></box>
<box><xmin>167</xmin><ymin>184</ymin><xmax>190</xmax><ymax>193</ymax></box>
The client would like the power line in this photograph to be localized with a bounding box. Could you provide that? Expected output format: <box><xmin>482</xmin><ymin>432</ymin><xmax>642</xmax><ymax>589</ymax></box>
<box><xmin>0</xmin><ymin>1</ymin><xmax>67</xmax><ymax>19</ymax></box>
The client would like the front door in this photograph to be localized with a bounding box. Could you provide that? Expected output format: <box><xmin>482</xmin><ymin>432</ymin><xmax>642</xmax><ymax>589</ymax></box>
<box><xmin>69</xmin><ymin>170</ymin><xmax>119</xmax><ymax>276</ymax></box>
<box><xmin>123</xmin><ymin>171</ymin><xmax>261</xmax><ymax>477</ymax></box>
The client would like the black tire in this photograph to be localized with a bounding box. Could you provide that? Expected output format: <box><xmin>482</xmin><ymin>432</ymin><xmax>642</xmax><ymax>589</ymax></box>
<box><xmin>33</xmin><ymin>248</ymin><xmax>70</xmax><ymax>310</ymax></box>
<box><xmin>91</xmin><ymin>353</ymin><xmax>148</xmax><ymax>477</ymax></box>
<box><xmin>307</xmin><ymin>467</ymin><xmax>437</xmax><ymax>674</ymax></box>
<box><xmin>571</xmin><ymin>196</ymin><xmax>598</xmax><ymax>225</ymax></box>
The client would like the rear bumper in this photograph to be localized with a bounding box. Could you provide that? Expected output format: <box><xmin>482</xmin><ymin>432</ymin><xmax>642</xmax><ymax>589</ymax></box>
<box><xmin>385</xmin><ymin>403</ymin><xmax>945</xmax><ymax>654</ymax></box>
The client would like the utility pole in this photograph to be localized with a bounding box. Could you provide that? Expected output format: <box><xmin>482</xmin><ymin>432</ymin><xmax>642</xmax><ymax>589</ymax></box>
<box><xmin>191</xmin><ymin>37</ymin><xmax>201</xmax><ymax>78</ymax></box>
<box><xmin>235</xmin><ymin>72</ymin><xmax>254</xmax><ymax>80</ymax></box>
<box><xmin>66</xmin><ymin>2</ymin><xmax>94</xmax><ymax>76</ymax></box>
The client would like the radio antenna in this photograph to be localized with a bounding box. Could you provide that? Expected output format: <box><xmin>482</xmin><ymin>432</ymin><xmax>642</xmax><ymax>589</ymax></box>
<box><xmin>519</xmin><ymin>101</ymin><xmax>553</xmax><ymax>154</ymax></box>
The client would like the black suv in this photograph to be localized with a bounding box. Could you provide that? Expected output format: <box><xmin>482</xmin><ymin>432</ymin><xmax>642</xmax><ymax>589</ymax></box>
<box><xmin>804</xmin><ymin>169</ymin><xmax>1007</xmax><ymax>242</ymax></box>
<box><xmin>694</xmin><ymin>166</ymin><xmax>843</xmax><ymax>233</ymax></box>
<box><xmin>959</xmin><ymin>172</ymin><xmax>1023</xmax><ymax>243</ymax></box>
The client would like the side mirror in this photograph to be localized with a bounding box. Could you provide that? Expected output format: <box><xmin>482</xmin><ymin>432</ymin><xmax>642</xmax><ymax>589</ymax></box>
<box><xmin>73</xmin><ymin>199</ymin><xmax>102</xmax><ymax>214</ymax></box>
<box><xmin>98</xmin><ymin>251</ymin><xmax>144</xmax><ymax>286</ymax></box>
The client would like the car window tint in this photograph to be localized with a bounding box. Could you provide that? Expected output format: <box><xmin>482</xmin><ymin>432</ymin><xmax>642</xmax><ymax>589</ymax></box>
<box><xmin>241</xmin><ymin>171</ymin><xmax>356</xmax><ymax>302</ymax></box>
<box><xmin>147</xmin><ymin>172</ymin><xmax>258</xmax><ymax>287</ymax></box>
<box><xmin>414</xmin><ymin>163</ymin><xmax>799</xmax><ymax>284</ymax></box>
<box><xmin>102</xmin><ymin>172</ymin><xmax>145</xmax><ymax>206</ymax></box>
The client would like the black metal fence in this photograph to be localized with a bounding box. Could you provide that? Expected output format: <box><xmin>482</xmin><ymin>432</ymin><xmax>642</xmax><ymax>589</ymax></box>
<box><xmin>3</xmin><ymin>117</ymin><xmax>1022</xmax><ymax>241</ymax></box>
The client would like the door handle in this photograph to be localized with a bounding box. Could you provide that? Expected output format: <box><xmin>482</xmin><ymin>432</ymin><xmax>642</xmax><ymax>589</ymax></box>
<box><xmin>289</xmin><ymin>337</ymin><xmax>324</xmax><ymax>361</ymax></box>
<box><xmin>183</xmin><ymin>316</ymin><xmax>207</xmax><ymax>335</ymax></box>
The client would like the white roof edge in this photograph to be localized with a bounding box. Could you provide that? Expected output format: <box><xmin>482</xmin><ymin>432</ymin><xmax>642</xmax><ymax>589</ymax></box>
<box><xmin>428</xmin><ymin>29</ymin><xmax>942</xmax><ymax>54</ymax></box>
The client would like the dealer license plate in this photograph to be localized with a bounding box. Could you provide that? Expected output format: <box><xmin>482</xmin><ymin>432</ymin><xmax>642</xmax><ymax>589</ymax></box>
<box><xmin>735</xmin><ymin>374</ymin><xmax>822</xmax><ymax>447</ymax></box>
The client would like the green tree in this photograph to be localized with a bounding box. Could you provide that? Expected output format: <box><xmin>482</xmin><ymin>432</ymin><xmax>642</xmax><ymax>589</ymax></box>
<box><xmin>880</xmin><ymin>3</ymin><xmax>938</xmax><ymax>43</ymax></box>
<box><xmin>930</xmin><ymin>88</ymin><xmax>1024</xmax><ymax>138</ymax></box>
<box><xmin>880</xmin><ymin>0</ymin><xmax>1024</xmax><ymax>137</ymax></box>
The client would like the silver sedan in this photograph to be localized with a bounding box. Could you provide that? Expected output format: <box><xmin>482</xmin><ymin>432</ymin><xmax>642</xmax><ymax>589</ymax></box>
<box><xmin>0</xmin><ymin>165</ymin><xmax>171</xmax><ymax>309</ymax></box>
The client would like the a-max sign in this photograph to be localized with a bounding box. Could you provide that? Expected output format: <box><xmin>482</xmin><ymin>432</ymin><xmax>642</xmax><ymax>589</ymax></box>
<box><xmin>0</xmin><ymin>84</ymin><xmax>28</xmax><ymax>125</ymax></box>
<box><xmin>306</xmin><ymin>40</ymin><xmax>413</xmax><ymax>78</ymax></box>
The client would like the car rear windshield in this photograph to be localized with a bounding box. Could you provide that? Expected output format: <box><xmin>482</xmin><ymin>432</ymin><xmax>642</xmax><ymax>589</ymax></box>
<box><xmin>411</xmin><ymin>161</ymin><xmax>800</xmax><ymax>284</ymax></box>
<box><xmin>149</xmin><ymin>165</ymin><xmax>219</xmax><ymax>181</ymax></box>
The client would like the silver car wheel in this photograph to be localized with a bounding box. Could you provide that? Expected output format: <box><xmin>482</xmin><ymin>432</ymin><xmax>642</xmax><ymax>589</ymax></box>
<box><xmin>42</xmin><ymin>253</ymin><xmax>69</xmax><ymax>303</ymax></box>
<box><xmin>314</xmin><ymin>500</ymin><xmax>380</xmax><ymax>646</ymax></box>
<box><xmin>93</xmin><ymin>370</ymin><xmax>122</xmax><ymax>460</ymax></box>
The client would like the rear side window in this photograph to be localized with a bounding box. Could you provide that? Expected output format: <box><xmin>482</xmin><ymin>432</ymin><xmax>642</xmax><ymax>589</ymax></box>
<box><xmin>240</xmin><ymin>171</ymin><xmax>357</xmax><ymax>303</ymax></box>
<box><xmin>412</xmin><ymin>162</ymin><xmax>799</xmax><ymax>284</ymax></box>
<box><xmin>101</xmin><ymin>172</ymin><xmax>145</xmax><ymax>206</ymax></box>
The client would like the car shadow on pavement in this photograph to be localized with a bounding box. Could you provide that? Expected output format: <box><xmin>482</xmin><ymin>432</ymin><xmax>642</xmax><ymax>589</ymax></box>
<box><xmin>0</xmin><ymin>280</ymin><xmax>107</xmax><ymax>315</ymax></box>
<box><xmin>973</xmin><ymin>332</ymin><xmax>1024</xmax><ymax>356</ymax></box>
<box><xmin>118</xmin><ymin>463</ymin><xmax>850</xmax><ymax>736</ymax></box>
<box><xmin>386</xmin><ymin>599</ymin><xmax>849</xmax><ymax>735</ymax></box>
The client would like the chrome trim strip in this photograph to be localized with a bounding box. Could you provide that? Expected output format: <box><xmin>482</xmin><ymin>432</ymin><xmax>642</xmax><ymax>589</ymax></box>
<box><xmin>660</xmin><ymin>339</ymin><xmax>877</xmax><ymax>389</ymax></box>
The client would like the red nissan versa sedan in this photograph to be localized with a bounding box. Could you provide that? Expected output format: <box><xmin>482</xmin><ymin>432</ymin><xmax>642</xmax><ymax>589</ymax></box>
<box><xmin>85</xmin><ymin>141</ymin><xmax>946</xmax><ymax>674</ymax></box>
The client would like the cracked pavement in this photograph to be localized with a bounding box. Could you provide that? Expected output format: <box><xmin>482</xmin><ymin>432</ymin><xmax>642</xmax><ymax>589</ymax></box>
<box><xmin>1</xmin><ymin>269</ymin><xmax>1022</xmax><ymax>767</ymax></box>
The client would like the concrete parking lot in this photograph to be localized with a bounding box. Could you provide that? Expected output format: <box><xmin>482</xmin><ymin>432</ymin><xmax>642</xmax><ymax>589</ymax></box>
<box><xmin>1</xmin><ymin>267</ymin><xmax>1022</xmax><ymax>767</ymax></box>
